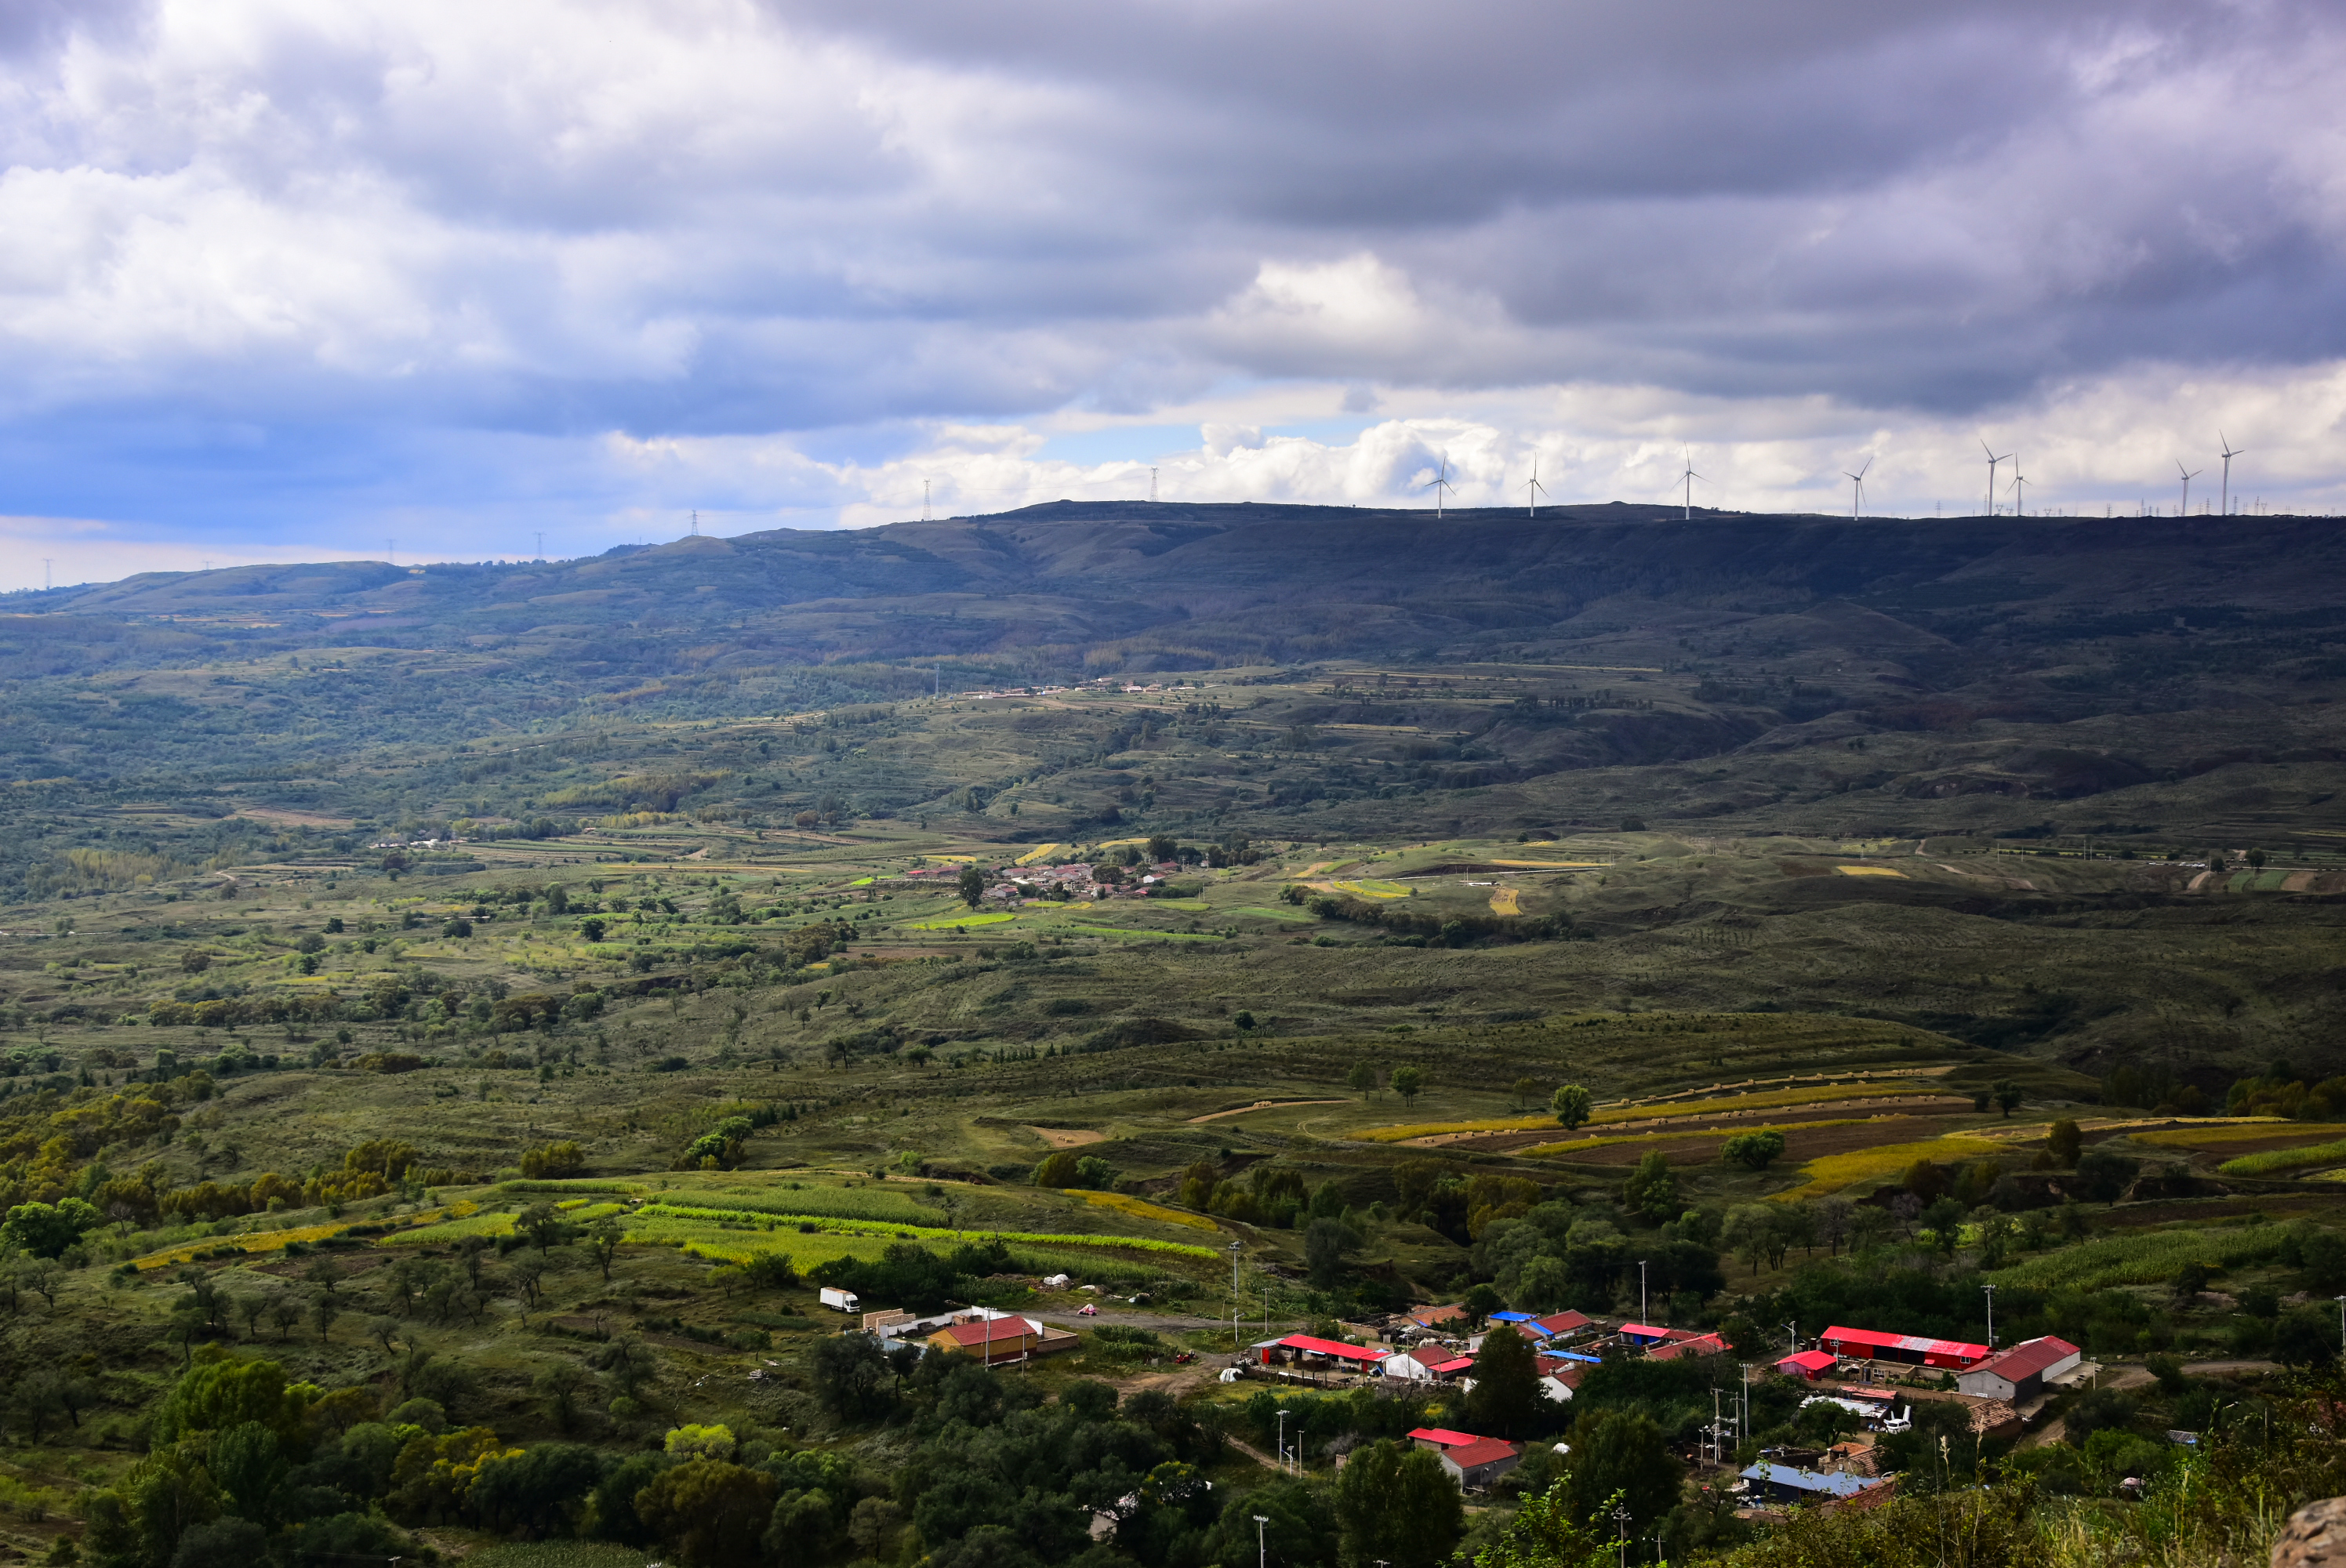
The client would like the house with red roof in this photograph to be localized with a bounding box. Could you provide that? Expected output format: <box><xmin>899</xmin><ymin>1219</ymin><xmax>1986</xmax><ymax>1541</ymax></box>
<box><xmin>1439</xmin><ymin>1438</ymin><xmax>1523</xmax><ymax>1490</ymax></box>
<box><xmin>1531</xmin><ymin>1309</ymin><xmax>1594</xmax><ymax>1338</ymax></box>
<box><xmin>1382</xmin><ymin>1345</ymin><xmax>1476</xmax><ymax>1382</ymax></box>
<box><xmin>928</xmin><ymin>1317</ymin><xmax>1040</xmax><ymax>1365</ymax></box>
<box><xmin>1647</xmin><ymin>1332</ymin><xmax>1728</xmax><ymax>1363</ymax></box>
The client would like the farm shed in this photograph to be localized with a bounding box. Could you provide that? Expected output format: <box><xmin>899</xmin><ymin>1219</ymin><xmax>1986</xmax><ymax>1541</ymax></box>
<box><xmin>1820</xmin><ymin>1326</ymin><xmax>1992</xmax><ymax>1370</ymax></box>
<box><xmin>1440</xmin><ymin>1438</ymin><xmax>1523</xmax><ymax>1490</ymax></box>
<box><xmin>1778</xmin><ymin>1349</ymin><xmax>1839</xmax><ymax>1381</ymax></box>
<box><xmin>1956</xmin><ymin>1336</ymin><xmax>2081</xmax><ymax>1403</ymax></box>
<box><xmin>1261</xmin><ymin>1334</ymin><xmax>1388</xmax><ymax>1373</ymax></box>
<box><xmin>1741</xmin><ymin>1462</ymin><xmax>1890</xmax><ymax>1506</ymax></box>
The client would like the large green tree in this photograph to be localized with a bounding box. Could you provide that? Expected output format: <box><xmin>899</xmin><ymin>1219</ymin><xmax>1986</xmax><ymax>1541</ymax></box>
<box><xmin>1562</xmin><ymin>1410</ymin><xmax>1681</xmax><ymax>1536</ymax></box>
<box><xmin>1333</xmin><ymin>1439</ymin><xmax>1462</xmax><ymax>1568</ymax></box>
<box><xmin>1465</xmin><ymin>1323</ymin><xmax>1543</xmax><ymax>1439</ymax></box>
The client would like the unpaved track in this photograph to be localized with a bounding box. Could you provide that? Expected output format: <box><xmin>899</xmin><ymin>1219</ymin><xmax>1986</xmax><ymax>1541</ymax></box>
<box><xmin>1189</xmin><ymin>1100</ymin><xmax>1350</xmax><ymax>1123</ymax></box>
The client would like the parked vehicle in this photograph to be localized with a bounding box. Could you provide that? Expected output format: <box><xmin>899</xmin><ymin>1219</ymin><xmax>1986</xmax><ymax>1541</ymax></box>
<box><xmin>819</xmin><ymin>1287</ymin><xmax>861</xmax><ymax>1312</ymax></box>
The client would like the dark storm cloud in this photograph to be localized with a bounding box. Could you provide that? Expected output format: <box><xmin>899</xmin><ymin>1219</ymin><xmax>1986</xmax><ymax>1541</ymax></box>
<box><xmin>0</xmin><ymin>0</ymin><xmax>2339</xmax><ymax>553</ymax></box>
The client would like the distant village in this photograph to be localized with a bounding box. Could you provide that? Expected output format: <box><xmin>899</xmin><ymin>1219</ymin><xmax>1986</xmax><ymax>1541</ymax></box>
<box><xmin>808</xmin><ymin>1279</ymin><xmax>2094</xmax><ymax>1523</ymax></box>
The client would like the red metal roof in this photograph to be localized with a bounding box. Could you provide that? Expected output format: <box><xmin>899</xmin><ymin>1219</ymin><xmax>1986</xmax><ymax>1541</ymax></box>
<box><xmin>937</xmin><ymin>1319</ymin><xmax>1036</xmax><ymax>1348</ymax></box>
<box><xmin>1619</xmin><ymin>1323</ymin><xmax>1669</xmax><ymax>1340</ymax></box>
<box><xmin>1779</xmin><ymin>1350</ymin><xmax>1839</xmax><ymax>1374</ymax></box>
<box><xmin>1442</xmin><ymin>1439</ymin><xmax>1521</xmax><ymax>1469</ymax></box>
<box><xmin>1534</xmin><ymin>1310</ymin><xmax>1592</xmax><ymax>1334</ymax></box>
<box><xmin>1647</xmin><ymin>1333</ymin><xmax>1727</xmax><ymax>1362</ymax></box>
<box><xmin>1407</xmin><ymin>1427</ymin><xmax>1483</xmax><ymax>1447</ymax></box>
<box><xmin>1276</xmin><ymin>1334</ymin><xmax>1386</xmax><ymax>1364</ymax></box>
<box><xmin>1968</xmin><ymin>1336</ymin><xmax>2080</xmax><ymax>1382</ymax></box>
<box><xmin>1821</xmin><ymin>1326</ymin><xmax>1991</xmax><ymax>1365</ymax></box>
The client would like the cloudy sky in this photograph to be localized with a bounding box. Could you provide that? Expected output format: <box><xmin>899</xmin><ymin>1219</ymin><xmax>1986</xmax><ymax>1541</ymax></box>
<box><xmin>4</xmin><ymin>0</ymin><xmax>2344</xmax><ymax>587</ymax></box>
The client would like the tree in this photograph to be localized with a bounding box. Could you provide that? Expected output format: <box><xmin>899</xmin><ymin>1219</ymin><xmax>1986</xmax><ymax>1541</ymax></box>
<box><xmin>1032</xmin><ymin>1149</ymin><xmax>1083</xmax><ymax>1188</ymax></box>
<box><xmin>1563</xmin><ymin>1410</ymin><xmax>1682</xmax><ymax>1536</ymax></box>
<box><xmin>583</xmin><ymin>1217</ymin><xmax>623</xmax><ymax>1279</ymax></box>
<box><xmin>1346</xmin><ymin>1061</ymin><xmax>1379</xmax><ymax>1099</ymax></box>
<box><xmin>809</xmin><ymin>1333</ymin><xmax>894</xmax><ymax>1423</ymax></box>
<box><xmin>2274</xmin><ymin>1307</ymin><xmax>2339</xmax><ymax>1369</ymax></box>
<box><xmin>1465</xmin><ymin>1322</ymin><xmax>1542</xmax><ymax>1439</ymax></box>
<box><xmin>1619</xmin><ymin>1152</ymin><xmax>1678</xmax><ymax>1223</ymax></box>
<box><xmin>1551</xmin><ymin>1084</ymin><xmax>1592</xmax><ymax>1132</ymax></box>
<box><xmin>2046</xmin><ymin>1118</ymin><xmax>2083</xmax><ymax>1168</ymax></box>
<box><xmin>1332</xmin><ymin>1440</ymin><xmax>1462</xmax><ymax>1568</ymax></box>
<box><xmin>310</xmin><ymin>1289</ymin><xmax>340</xmax><ymax>1342</ymax></box>
<box><xmin>1390</xmin><ymin>1065</ymin><xmax>1424</xmax><ymax>1107</ymax></box>
<box><xmin>1</xmin><ymin>1198</ymin><xmax>100</xmax><ymax>1258</ymax></box>
<box><xmin>1920</xmin><ymin>1196</ymin><xmax>1966</xmax><ymax>1256</ymax></box>
<box><xmin>957</xmin><ymin>866</ymin><xmax>986</xmax><ymax>907</ymax></box>
<box><xmin>1480</xmin><ymin>1480</ymin><xmax>1625</xmax><ymax>1568</ymax></box>
<box><xmin>1463</xmin><ymin>1283</ymin><xmax>1505</xmax><ymax>1327</ymax></box>
<box><xmin>1303</xmin><ymin>1216</ymin><xmax>1361</xmax><ymax>1290</ymax></box>
<box><xmin>1722</xmin><ymin>1131</ymin><xmax>1785</xmax><ymax>1170</ymax></box>
<box><xmin>636</xmin><ymin>1460</ymin><xmax>779</xmax><ymax>1568</ymax></box>
<box><xmin>1991</xmin><ymin>1080</ymin><xmax>2024</xmax><ymax>1116</ymax></box>
<box><xmin>1511</xmin><ymin>1076</ymin><xmax>1542</xmax><ymax>1112</ymax></box>
<box><xmin>518</xmin><ymin>1201</ymin><xmax>570</xmax><ymax>1250</ymax></box>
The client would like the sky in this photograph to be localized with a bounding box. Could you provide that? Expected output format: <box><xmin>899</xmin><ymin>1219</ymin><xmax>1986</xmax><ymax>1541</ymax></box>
<box><xmin>4</xmin><ymin>0</ymin><xmax>2345</xmax><ymax>589</ymax></box>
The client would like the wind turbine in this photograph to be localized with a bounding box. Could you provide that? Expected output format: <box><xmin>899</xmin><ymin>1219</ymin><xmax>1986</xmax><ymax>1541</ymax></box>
<box><xmin>1981</xmin><ymin>439</ymin><xmax>2011</xmax><ymax>516</ymax></box>
<box><xmin>1524</xmin><ymin>457</ymin><xmax>1549</xmax><ymax>517</ymax></box>
<box><xmin>1423</xmin><ymin>454</ymin><xmax>1455</xmax><ymax>519</ymax></box>
<box><xmin>1843</xmin><ymin>457</ymin><xmax>1872</xmax><ymax>519</ymax></box>
<box><xmin>2177</xmin><ymin>460</ymin><xmax>2201</xmax><ymax>517</ymax></box>
<box><xmin>2008</xmin><ymin>469</ymin><xmax>2028</xmax><ymax>517</ymax></box>
<box><xmin>2218</xmin><ymin>433</ymin><xmax>2243</xmax><ymax>516</ymax></box>
<box><xmin>1678</xmin><ymin>448</ymin><xmax>1703</xmax><ymax>520</ymax></box>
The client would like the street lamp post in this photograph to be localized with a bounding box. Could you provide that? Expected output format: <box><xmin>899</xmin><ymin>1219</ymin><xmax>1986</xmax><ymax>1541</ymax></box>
<box><xmin>1254</xmin><ymin>1515</ymin><xmax>1269</xmax><ymax>1568</ymax></box>
<box><xmin>1277</xmin><ymin>1409</ymin><xmax>1293</xmax><ymax>1475</ymax></box>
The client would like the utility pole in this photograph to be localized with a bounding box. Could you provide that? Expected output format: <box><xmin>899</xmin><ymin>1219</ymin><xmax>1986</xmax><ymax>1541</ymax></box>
<box><xmin>691</xmin><ymin>510</ymin><xmax>699</xmax><ymax>535</ymax></box>
<box><xmin>1231</xmin><ymin>1240</ymin><xmax>1244</xmax><ymax>1351</ymax></box>
<box><xmin>1254</xmin><ymin>1515</ymin><xmax>1269</xmax><ymax>1568</ymax></box>
<box><xmin>1638</xmin><ymin>1260</ymin><xmax>1648</xmax><ymax>1323</ymax></box>
<box><xmin>1612</xmin><ymin>1504</ymin><xmax>1631</xmax><ymax>1568</ymax></box>
<box><xmin>534</xmin><ymin>532</ymin><xmax>543</xmax><ymax>560</ymax></box>
<box><xmin>42</xmin><ymin>559</ymin><xmax>53</xmax><ymax>590</ymax></box>
<box><xmin>923</xmin><ymin>479</ymin><xmax>932</xmax><ymax>521</ymax></box>
<box><xmin>1150</xmin><ymin>467</ymin><xmax>1159</xmax><ymax>503</ymax></box>
<box><xmin>1276</xmin><ymin>1408</ymin><xmax>1292</xmax><ymax>1475</ymax></box>
<box><xmin>387</xmin><ymin>539</ymin><xmax>395</xmax><ymax>566</ymax></box>
<box><xmin>1984</xmin><ymin>1284</ymin><xmax>1997</xmax><ymax>1350</ymax></box>
<box><xmin>2334</xmin><ymin>1295</ymin><xmax>2344</xmax><ymax>1356</ymax></box>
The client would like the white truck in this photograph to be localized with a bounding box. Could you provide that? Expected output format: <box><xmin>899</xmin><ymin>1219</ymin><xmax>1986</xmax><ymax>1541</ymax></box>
<box><xmin>819</xmin><ymin>1287</ymin><xmax>861</xmax><ymax>1313</ymax></box>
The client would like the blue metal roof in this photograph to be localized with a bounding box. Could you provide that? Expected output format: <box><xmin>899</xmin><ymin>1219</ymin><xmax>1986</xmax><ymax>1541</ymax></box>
<box><xmin>1740</xmin><ymin>1463</ymin><xmax>1877</xmax><ymax>1499</ymax></box>
<box><xmin>1487</xmin><ymin>1311</ymin><xmax>1537</xmax><ymax>1323</ymax></box>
